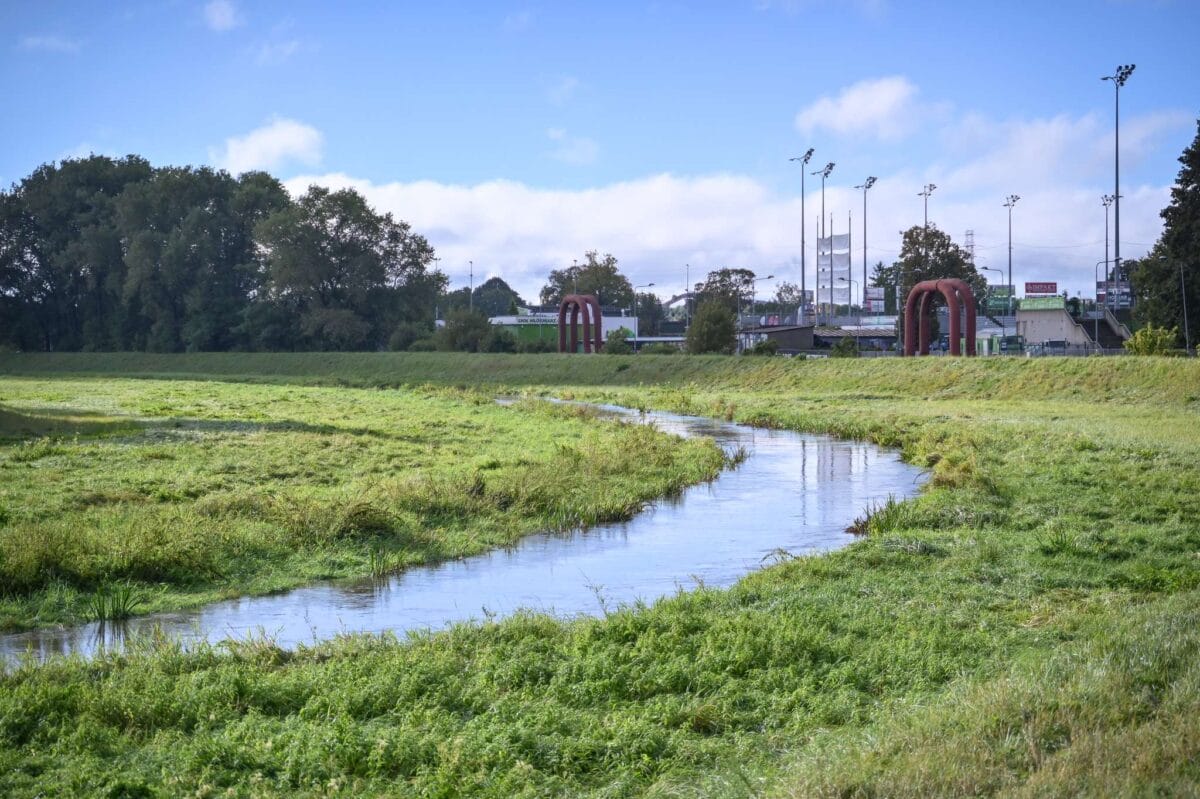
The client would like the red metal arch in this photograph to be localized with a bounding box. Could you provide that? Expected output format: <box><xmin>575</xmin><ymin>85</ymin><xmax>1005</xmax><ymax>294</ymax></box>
<box><xmin>902</xmin><ymin>279</ymin><xmax>977</xmax><ymax>356</ymax></box>
<box><xmin>557</xmin><ymin>294</ymin><xmax>604</xmax><ymax>353</ymax></box>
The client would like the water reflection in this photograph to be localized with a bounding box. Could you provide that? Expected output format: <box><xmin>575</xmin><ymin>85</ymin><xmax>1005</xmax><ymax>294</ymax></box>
<box><xmin>1</xmin><ymin>405</ymin><xmax>924</xmax><ymax>664</ymax></box>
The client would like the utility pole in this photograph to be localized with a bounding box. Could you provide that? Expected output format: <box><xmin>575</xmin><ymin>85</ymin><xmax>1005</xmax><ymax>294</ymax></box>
<box><xmin>790</xmin><ymin>149</ymin><xmax>814</xmax><ymax>323</ymax></box>
<box><xmin>854</xmin><ymin>177</ymin><xmax>877</xmax><ymax>310</ymax></box>
<box><xmin>1004</xmin><ymin>195</ymin><xmax>1020</xmax><ymax>318</ymax></box>
<box><xmin>918</xmin><ymin>183</ymin><xmax>936</xmax><ymax>281</ymax></box>
<box><xmin>1103</xmin><ymin>64</ymin><xmax>1135</xmax><ymax>283</ymax></box>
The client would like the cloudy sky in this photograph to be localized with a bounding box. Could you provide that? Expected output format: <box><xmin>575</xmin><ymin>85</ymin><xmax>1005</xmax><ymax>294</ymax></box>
<box><xmin>4</xmin><ymin>1</ymin><xmax>1199</xmax><ymax>303</ymax></box>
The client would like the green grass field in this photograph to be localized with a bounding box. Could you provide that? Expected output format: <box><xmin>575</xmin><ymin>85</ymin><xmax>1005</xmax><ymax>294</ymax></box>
<box><xmin>1</xmin><ymin>352</ymin><xmax>1198</xmax><ymax>797</ymax></box>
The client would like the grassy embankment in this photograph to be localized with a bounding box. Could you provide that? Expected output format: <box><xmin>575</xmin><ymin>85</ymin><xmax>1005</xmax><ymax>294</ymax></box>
<box><xmin>0</xmin><ymin>377</ymin><xmax>728</xmax><ymax>630</ymax></box>
<box><xmin>1</xmin><ymin>353</ymin><xmax>1199</xmax><ymax>797</ymax></box>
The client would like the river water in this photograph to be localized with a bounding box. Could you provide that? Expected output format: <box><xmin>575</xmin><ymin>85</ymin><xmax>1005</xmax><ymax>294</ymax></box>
<box><xmin>0</xmin><ymin>404</ymin><xmax>925</xmax><ymax>663</ymax></box>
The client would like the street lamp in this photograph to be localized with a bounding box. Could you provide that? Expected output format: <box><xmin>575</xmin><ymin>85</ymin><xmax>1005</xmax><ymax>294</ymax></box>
<box><xmin>837</xmin><ymin>276</ymin><xmax>860</xmax><ymax>354</ymax></box>
<box><xmin>1093</xmin><ymin>259</ymin><xmax>1112</xmax><ymax>351</ymax></box>
<box><xmin>790</xmin><ymin>149</ymin><xmax>815</xmax><ymax>323</ymax></box>
<box><xmin>854</xmin><ymin>177</ymin><xmax>877</xmax><ymax>308</ymax></box>
<box><xmin>812</xmin><ymin>162</ymin><xmax>835</xmax><ymax>322</ymax></box>
<box><xmin>1003</xmin><ymin>194</ymin><xmax>1020</xmax><ymax>317</ymax></box>
<box><xmin>1103</xmin><ymin>64</ymin><xmax>1135</xmax><ymax>283</ymax></box>
<box><xmin>1101</xmin><ymin>195</ymin><xmax>1116</xmax><ymax>282</ymax></box>
<box><xmin>745</xmin><ymin>274</ymin><xmax>775</xmax><ymax>318</ymax></box>
<box><xmin>633</xmin><ymin>283</ymin><xmax>655</xmax><ymax>338</ymax></box>
<box><xmin>981</xmin><ymin>265</ymin><xmax>1006</xmax><ymax>348</ymax></box>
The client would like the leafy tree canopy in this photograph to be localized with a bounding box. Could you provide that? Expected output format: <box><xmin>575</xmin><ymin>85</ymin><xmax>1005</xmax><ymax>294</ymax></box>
<box><xmin>694</xmin><ymin>268</ymin><xmax>757</xmax><ymax>315</ymax></box>
<box><xmin>539</xmin><ymin>251</ymin><xmax>633</xmax><ymax>308</ymax></box>
<box><xmin>686</xmin><ymin>300</ymin><xmax>737</xmax><ymax>354</ymax></box>
<box><xmin>1130</xmin><ymin>118</ymin><xmax>1200</xmax><ymax>346</ymax></box>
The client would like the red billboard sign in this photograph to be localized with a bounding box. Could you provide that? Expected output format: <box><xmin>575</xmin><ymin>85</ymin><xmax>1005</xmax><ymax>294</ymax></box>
<box><xmin>1024</xmin><ymin>282</ymin><xmax>1057</xmax><ymax>295</ymax></box>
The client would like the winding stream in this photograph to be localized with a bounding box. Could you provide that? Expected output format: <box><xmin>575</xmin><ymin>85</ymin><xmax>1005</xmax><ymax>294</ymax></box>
<box><xmin>1</xmin><ymin>404</ymin><xmax>926</xmax><ymax>664</ymax></box>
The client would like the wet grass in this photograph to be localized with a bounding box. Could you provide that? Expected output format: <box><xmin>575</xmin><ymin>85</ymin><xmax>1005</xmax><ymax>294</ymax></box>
<box><xmin>0</xmin><ymin>380</ymin><xmax>728</xmax><ymax>631</ymax></box>
<box><xmin>1</xmin><ymin>354</ymin><xmax>1199</xmax><ymax>796</ymax></box>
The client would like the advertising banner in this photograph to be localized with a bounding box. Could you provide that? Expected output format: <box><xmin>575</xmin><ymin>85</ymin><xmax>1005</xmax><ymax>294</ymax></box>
<box><xmin>1024</xmin><ymin>282</ymin><xmax>1058</xmax><ymax>295</ymax></box>
<box><xmin>865</xmin><ymin>299</ymin><xmax>887</xmax><ymax>313</ymax></box>
<box><xmin>1019</xmin><ymin>296</ymin><xmax>1065</xmax><ymax>311</ymax></box>
<box><xmin>864</xmin><ymin>286</ymin><xmax>885</xmax><ymax>300</ymax></box>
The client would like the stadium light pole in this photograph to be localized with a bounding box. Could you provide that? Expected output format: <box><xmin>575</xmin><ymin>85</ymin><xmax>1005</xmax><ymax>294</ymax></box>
<box><xmin>1004</xmin><ymin>195</ymin><xmax>1020</xmax><ymax>318</ymax></box>
<box><xmin>918</xmin><ymin>183</ymin><xmax>936</xmax><ymax>282</ymax></box>
<box><xmin>1103</xmin><ymin>64</ymin><xmax>1135</xmax><ymax>284</ymax></box>
<box><xmin>1101</xmin><ymin>194</ymin><xmax>1115</xmax><ymax>282</ymax></box>
<box><xmin>981</xmin><ymin>266</ymin><xmax>1006</xmax><ymax>346</ymax></box>
<box><xmin>790</xmin><ymin>149</ymin><xmax>815</xmax><ymax>323</ymax></box>
<box><xmin>1093</xmin><ymin>260</ymin><xmax>1109</xmax><ymax>350</ymax></box>
<box><xmin>854</xmin><ymin>177</ymin><xmax>877</xmax><ymax>308</ymax></box>
<box><xmin>812</xmin><ymin>162</ymin><xmax>835</xmax><ymax>322</ymax></box>
<box><xmin>469</xmin><ymin>260</ymin><xmax>474</xmax><ymax>310</ymax></box>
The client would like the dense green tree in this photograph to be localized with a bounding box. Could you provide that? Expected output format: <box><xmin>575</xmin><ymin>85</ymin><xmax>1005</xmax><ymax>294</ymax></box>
<box><xmin>539</xmin><ymin>251</ymin><xmax>633</xmax><ymax>307</ymax></box>
<box><xmin>634</xmin><ymin>291</ymin><xmax>663</xmax><ymax>336</ymax></box>
<box><xmin>686</xmin><ymin>300</ymin><xmax>736</xmax><ymax>354</ymax></box>
<box><xmin>889</xmin><ymin>225</ymin><xmax>985</xmax><ymax>340</ymax></box>
<box><xmin>433</xmin><ymin>308</ymin><xmax>493</xmax><ymax>352</ymax></box>
<box><xmin>693</xmin><ymin>268</ymin><xmax>756</xmax><ymax>315</ymax></box>
<box><xmin>255</xmin><ymin>185</ymin><xmax>441</xmax><ymax>350</ymax></box>
<box><xmin>604</xmin><ymin>326</ymin><xmax>634</xmax><ymax>354</ymax></box>
<box><xmin>1130</xmin><ymin>119</ymin><xmax>1200</xmax><ymax>346</ymax></box>
<box><xmin>440</xmin><ymin>276</ymin><xmax>526</xmax><ymax>318</ymax></box>
<box><xmin>0</xmin><ymin>155</ymin><xmax>153</xmax><ymax>351</ymax></box>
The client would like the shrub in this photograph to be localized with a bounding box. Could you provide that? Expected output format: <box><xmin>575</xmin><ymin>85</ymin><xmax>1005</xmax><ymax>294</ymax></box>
<box><xmin>829</xmin><ymin>337</ymin><xmax>860</xmax><ymax>358</ymax></box>
<box><xmin>517</xmin><ymin>337</ymin><xmax>556</xmax><ymax>353</ymax></box>
<box><xmin>1124</xmin><ymin>324</ymin><xmax>1181</xmax><ymax>355</ymax></box>
<box><xmin>604</xmin><ymin>327</ymin><xmax>634</xmax><ymax>355</ymax></box>
<box><xmin>388</xmin><ymin>321</ymin><xmax>433</xmax><ymax>352</ymax></box>
<box><xmin>686</xmin><ymin>301</ymin><xmax>736</xmax><ymax>354</ymax></box>
<box><xmin>747</xmin><ymin>339</ymin><xmax>779</xmax><ymax>356</ymax></box>
<box><xmin>640</xmin><ymin>343</ymin><xmax>680</xmax><ymax>355</ymax></box>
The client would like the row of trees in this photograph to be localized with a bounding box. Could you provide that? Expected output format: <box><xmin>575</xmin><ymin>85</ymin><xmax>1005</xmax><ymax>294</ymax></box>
<box><xmin>0</xmin><ymin>156</ymin><xmax>444</xmax><ymax>352</ymax></box>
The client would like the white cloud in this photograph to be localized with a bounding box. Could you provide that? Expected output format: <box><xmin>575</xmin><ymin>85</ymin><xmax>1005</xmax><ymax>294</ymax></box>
<box><xmin>209</xmin><ymin>118</ymin><xmax>323</xmax><ymax>175</ymax></box>
<box><xmin>278</xmin><ymin>104</ymin><xmax>1184</xmax><ymax>304</ymax></box>
<box><xmin>547</xmin><ymin>128</ymin><xmax>599</xmax><ymax>165</ymax></box>
<box><xmin>795</xmin><ymin>75</ymin><xmax>922</xmax><ymax>140</ymax></box>
<box><xmin>547</xmin><ymin>75</ymin><xmax>580</xmax><ymax>105</ymax></box>
<box><xmin>255</xmin><ymin>39</ymin><xmax>300</xmax><ymax>64</ymax></box>
<box><xmin>204</xmin><ymin>0</ymin><xmax>242</xmax><ymax>32</ymax></box>
<box><xmin>19</xmin><ymin>35</ymin><xmax>80</xmax><ymax>53</ymax></box>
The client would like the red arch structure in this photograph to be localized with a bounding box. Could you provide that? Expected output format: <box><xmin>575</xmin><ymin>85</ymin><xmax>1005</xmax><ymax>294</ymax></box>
<box><xmin>903</xmin><ymin>279</ymin><xmax>977</xmax><ymax>356</ymax></box>
<box><xmin>557</xmin><ymin>294</ymin><xmax>604</xmax><ymax>353</ymax></box>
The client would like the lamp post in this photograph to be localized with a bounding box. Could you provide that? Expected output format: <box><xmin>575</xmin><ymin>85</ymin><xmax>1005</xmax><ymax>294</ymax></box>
<box><xmin>468</xmin><ymin>260</ymin><xmax>474</xmax><ymax>310</ymax></box>
<box><xmin>750</xmin><ymin>274</ymin><xmax>775</xmax><ymax>318</ymax></box>
<box><xmin>981</xmin><ymin>266</ymin><xmax>1006</xmax><ymax>349</ymax></box>
<box><xmin>790</xmin><ymin>149</ymin><xmax>815</xmax><ymax>323</ymax></box>
<box><xmin>1103</xmin><ymin>64</ymin><xmax>1135</xmax><ymax>283</ymax></box>
<box><xmin>854</xmin><ymin>177</ymin><xmax>877</xmax><ymax>309</ymax></box>
<box><xmin>918</xmin><ymin>183</ymin><xmax>936</xmax><ymax>280</ymax></box>
<box><xmin>633</xmin><ymin>283</ymin><xmax>655</xmax><ymax>340</ymax></box>
<box><xmin>1101</xmin><ymin>194</ymin><xmax>1115</xmax><ymax>282</ymax></box>
<box><xmin>1093</xmin><ymin>259</ymin><xmax>1111</xmax><ymax>351</ymax></box>
<box><xmin>812</xmin><ymin>162</ymin><xmax>835</xmax><ymax>323</ymax></box>
<box><xmin>1003</xmin><ymin>195</ymin><xmax>1020</xmax><ymax>317</ymax></box>
<box><xmin>837</xmin><ymin>277</ymin><xmax>860</xmax><ymax>354</ymax></box>
<box><xmin>684</xmin><ymin>264</ymin><xmax>691</xmax><ymax>331</ymax></box>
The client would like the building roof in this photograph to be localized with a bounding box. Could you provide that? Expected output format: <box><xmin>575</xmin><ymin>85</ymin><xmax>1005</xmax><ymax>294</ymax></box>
<box><xmin>740</xmin><ymin>324</ymin><xmax>814</xmax><ymax>334</ymax></box>
<box><xmin>814</xmin><ymin>326</ymin><xmax>897</xmax><ymax>338</ymax></box>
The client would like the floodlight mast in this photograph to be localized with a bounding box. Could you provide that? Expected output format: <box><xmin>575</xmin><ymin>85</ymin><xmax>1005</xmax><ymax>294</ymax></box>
<box><xmin>789</xmin><ymin>148</ymin><xmax>815</xmax><ymax>323</ymax></box>
<box><xmin>1003</xmin><ymin>195</ymin><xmax>1020</xmax><ymax>318</ymax></box>
<box><xmin>1102</xmin><ymin>64</ymin><xmax>1135</xmax><ymax>285</ymax></box>
<box><xmin>812</xmin><ymin>162</ymin><xmax>835</xmax><ymax>322</ymax></box>
<box><xmin>854</xmin><ymin>177</ymin><xmax>877</xmax><ymax>308</ymax></box>
<box><xmin>918</xmin><ymin>183</ymin><xmax>937</xmax><ymax>281</ymax></box>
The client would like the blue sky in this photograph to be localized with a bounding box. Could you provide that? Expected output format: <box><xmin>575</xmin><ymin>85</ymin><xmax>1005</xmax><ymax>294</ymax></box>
<box><xmin>4</xmin><ymin>1</ymin><xmax>1199</xmax><ymax>302</ymax></box>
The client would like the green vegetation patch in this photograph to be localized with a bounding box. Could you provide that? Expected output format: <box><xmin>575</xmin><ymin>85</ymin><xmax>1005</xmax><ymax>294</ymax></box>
<box><xmin>0</xmin><ymin>378</ymin><xmax>728</xmax><ymax>630</ymax></box>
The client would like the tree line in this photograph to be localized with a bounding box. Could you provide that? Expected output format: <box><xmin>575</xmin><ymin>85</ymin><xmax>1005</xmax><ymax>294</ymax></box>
<box><xmin>0</xmin><ymin>156</ymin><xmax>444</xmax><ymax>352</ymax></box>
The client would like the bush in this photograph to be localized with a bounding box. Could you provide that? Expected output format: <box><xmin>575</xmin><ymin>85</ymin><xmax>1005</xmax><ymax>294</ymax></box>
<box><xmin>388</xmin><ymin>321</ymin><xmax>433</xmax><ymax>352</ymax></box>
<box><xmin>434</xmin><ymin>308</ymin><xmax>493</xmax><ymax>352</ymax></box>
<box><xmin>604</xmin><ymin>327</ymin><xmax>634</xmax><ymax>355</ymax></box>
<box><xmin>747</xmin><ymin>339</ymin><xmax>779</xmax><ymax>356</ymax></box>
<box><xmin>1124</xmin><ymin>324</ymin><xmax>1181</xmax><ymax>356</ymax></box>
<box><xmin>480</xmin><ymin>327</ymin><xmax>517</xmax><ymax>353</ymax></box>
<box><xmin>640</xmin><ymin>343</ymin><xmax>680</xmax><ymax>355</ymax></box>
<box><xmin>407</xmin><ymin>338</ymin><xmax>437</xmax><ymax>352</ymax></box>
<box><xmin>830</xmin><ymin>337</ymin><xmax>860</xmax><ymax>358</ymax></box>
<box><xmin>517</xmin><ymin>337</ymin><xmax>556</xmax><ymax>353</ymax></box>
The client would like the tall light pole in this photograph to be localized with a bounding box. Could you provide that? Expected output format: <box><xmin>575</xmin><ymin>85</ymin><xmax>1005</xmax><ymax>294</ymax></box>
<box><xmin>748</xmin><ymin>274</ymin><xmax>775</xmax><ymax>318</ymax></box>
<box><xmin>1101</xmin><ymin>194</ymin><xmax>1115</xmax><ymax>283</ymax></box>
<box><xmin>918</xmin><ymin>183</ymin><xmax>936</xmax><ymax>281</ymax></box>
<box><xmin>1004</xmin><ymin>194</ymin><xmax>1020</xmax><ymax>317</ymax></box>
<box><xmin>981</xmin><ymin>265</ymin><xmax>1006</xmax><ymax>347</ymax></box>
<box><xmin>854</xmin><ymin>177</ymin><xmax>877</xmax><ymax>308</ymax></box>
<box><xmin>790</xmin><ymin>149</ymin><xmax>815</xmax><ymax>323</ymax></box>
<box><xmin>1094</xmin><ymin>259</ymin><xmax>1109</xmax><ymax>350</ymax></box>
<box><xmin>468</xmin><ymin>260</ymin><xmax>474</xmax><ymax>310</ymax></box>
<box><xmin>1103</xmin><ymin>64</ymin><xmax>1135</xmax><ymax>283</ymax></box>
<box><xmin>812</xmin><ymin>162</ymin><xmax>835</xmax><ymax>322</ymax></box>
